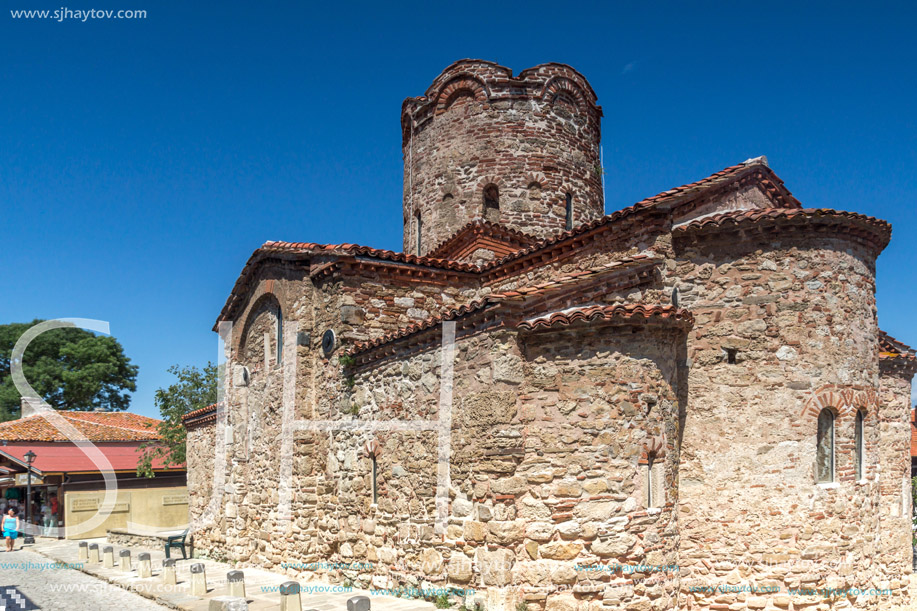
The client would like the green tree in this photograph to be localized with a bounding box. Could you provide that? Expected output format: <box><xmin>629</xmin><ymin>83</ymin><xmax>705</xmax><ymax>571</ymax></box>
<box><xmin>137</xmin><ymin>363</ymin><xmax>218</xmax><ymax>478</ymax></box>
<box><xmin>0</xmin><ymin>320</ymin><xmax>139</xmax><ymax>421</ymax></box>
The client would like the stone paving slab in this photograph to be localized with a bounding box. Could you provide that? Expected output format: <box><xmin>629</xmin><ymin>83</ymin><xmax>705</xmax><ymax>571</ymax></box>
<box><xmin>28</xmin><ymin>537</ymin><xmax>436</xmax><ymax>611</ymax></box>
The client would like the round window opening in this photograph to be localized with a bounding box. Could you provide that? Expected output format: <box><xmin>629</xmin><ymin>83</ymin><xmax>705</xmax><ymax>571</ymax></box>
<box><xmin>322</xmin><ymin>329</ymin><xmax>336</xmax><ymax>357</ymax></box>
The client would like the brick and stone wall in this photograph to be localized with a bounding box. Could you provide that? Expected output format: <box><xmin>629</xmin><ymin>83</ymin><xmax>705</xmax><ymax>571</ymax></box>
<box><xmin>402</xmin><ymin>61</ymin><xmax>605</xmax><ymax>254</ymax></box>
<box><xmin>878</xmin><ymin>366</ymin><xmax>915</xmax><ymax>580</ymax></box>
<box><xmin>669</xmin><ymin>230</ymin><xmax>902</xmax><ymax>610</ymax></box>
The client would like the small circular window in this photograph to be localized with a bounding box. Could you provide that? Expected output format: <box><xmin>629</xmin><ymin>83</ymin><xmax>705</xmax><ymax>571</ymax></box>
<box><xmin>321</xmin><ymin>329</ymin><xmax>336</xmax><ymax>357</ymax></box>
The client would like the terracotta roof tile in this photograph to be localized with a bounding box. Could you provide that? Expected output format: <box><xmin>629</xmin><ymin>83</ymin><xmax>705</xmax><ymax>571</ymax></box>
<box><xmin>672</xmin><ymin>208</ymin><xmax>891</xmax><ymax>252</ymax></box>
<box><xmin>0</xmin><ymin>411</ymin><xmax>161</xmax><ymax>442</ymax></box>
<box><xmin>426</xmin><ymin>219</ymin><xmax>537</xmax><ymax>261</ymax></box>
<box><xmin>215</xmin><ymin>158</ymin><xmax>798</xmax><ymax>327</ymax></box>
<box><xmin>181</xmin><ymin>403</ymin><xmax>220</xmax><ymax>424</ymax></box>
<box><xmin>348</xmin><ymin>299</ymin><xmax>495</xmax><ymax>356</ymax></box>
<box><xmin>517</xmin><ymin>304</ymin><xmax>694</xmax><ymax>331</ymax></box>
<box><xmin>475</xmin><ymin>157</ymin><xmax>797</xmax><ymax>274</ymax></box>
<box><xmin>346</xmin><ymin>256</ymin><xmax>661</xmax><ymax>357</ymax></box>
<box><xmin>879</xmin><ymin>330</ymin><xmax>916</xmax><ymax>361</ymax></box>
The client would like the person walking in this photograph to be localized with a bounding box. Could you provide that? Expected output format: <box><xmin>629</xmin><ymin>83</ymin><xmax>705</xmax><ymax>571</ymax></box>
<box><xmin>3</xmin><ymin>508</ymin><xmax>19</xmax><ymax>552</ymax></box>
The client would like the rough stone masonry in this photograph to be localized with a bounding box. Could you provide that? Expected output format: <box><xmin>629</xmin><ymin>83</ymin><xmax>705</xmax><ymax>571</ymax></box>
<box><xmin>183</xmin><ymin>59</ymin><xmax>917</xmax><ymax>611</ymax></box>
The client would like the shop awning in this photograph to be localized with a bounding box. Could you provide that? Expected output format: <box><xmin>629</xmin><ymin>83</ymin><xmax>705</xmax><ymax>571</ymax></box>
<box><xmin>0</xmin><ymin>442</ymin><xmax>183</xmax><ymax>475</ymax></box>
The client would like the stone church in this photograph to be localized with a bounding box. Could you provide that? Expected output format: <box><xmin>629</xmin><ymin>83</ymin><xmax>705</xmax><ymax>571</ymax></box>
<box><xmin>184</xmin><ymin>60</ymin><xmax>917</xmax><ymax>610</ymax></box>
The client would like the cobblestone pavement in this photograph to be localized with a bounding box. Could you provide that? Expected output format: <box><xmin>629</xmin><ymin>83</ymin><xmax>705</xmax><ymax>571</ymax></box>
<box><xmin>0</xmin><ymin>548</ymin><xmax>171</xmax><ymax>610</ymax></box>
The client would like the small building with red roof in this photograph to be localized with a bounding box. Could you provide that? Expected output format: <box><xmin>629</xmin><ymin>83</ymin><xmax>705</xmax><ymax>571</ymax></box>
<box><xmin>0</xmin><ymin>400</ymin><xmax>187</xmax><ymax>539</ymax></box>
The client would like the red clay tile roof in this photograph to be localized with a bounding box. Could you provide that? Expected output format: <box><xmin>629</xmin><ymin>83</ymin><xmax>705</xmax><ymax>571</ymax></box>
<box><xmin>672</xmin><ymin>208</ymin><xmax>891</xmax><ymax>251</ymax></box>
<box><xmin>517</xmin><ymin>304</ymin><xmax>694</xmax><ymax>331</ymax></box>
<box><xmin>346</xmin><ymin>256</ymin><xmax>662</xmax><ymax>357</ymax></box>
<box><xmin>180</xmin><ymin>403</ymin><xmax>220</xmax><ymax>427</ymax></box>
<box><xmin>492</xmin><ymin>256</ymin><xmax>659</xmax><ymax>301</ymax></box>
<box><xmin>0</xmin><ymin>411</ymin><xmax>161</xmax><ymax>442</ymax></box>
<box><xmin>214</xmin><ymin>158</ymin><xmax>804</xmax><ymax>327</ymax></box>
<box><xmin>426</xmin><ymin>219</ymin><xmax>537</xmax><ymax>261</ymax></box>
<box><xmin>214</xmin><ymin>241</ymin><xmax>480</xmax><ymax>329</ymax></box>
<box><xmin>879</xmin><ymin>330</ymin><xmax>916</xmax><ymax>360</ymax></box>
<box><xmin>474</xmin><ymin>157</ymin><xmax>800</xmax><ymax>273</ymax></box>
<box><xmin>348</xmin><ymin>299</ymin><xmax>496</xmax><ymax>356</ymax></box>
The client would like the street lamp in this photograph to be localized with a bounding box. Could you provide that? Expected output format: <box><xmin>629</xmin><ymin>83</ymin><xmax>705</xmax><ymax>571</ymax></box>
<box><xmin>23</xmin><ymin>450</ymin><xmax>36</xmax><ymax>544</ymax></box>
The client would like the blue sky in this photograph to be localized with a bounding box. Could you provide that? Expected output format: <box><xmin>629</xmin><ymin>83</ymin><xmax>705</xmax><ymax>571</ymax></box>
<box><xmin>2</xmin><ymin>1</ymin><xmax>915</xmax><ymax>417</ymax></box>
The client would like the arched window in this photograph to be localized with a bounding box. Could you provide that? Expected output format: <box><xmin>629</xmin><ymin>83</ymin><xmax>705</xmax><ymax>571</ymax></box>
<box><xmin>483</xmin><ymin>185</ymin><xmax>499</xmax><ymax>211</ymax></box>
<box><xmin>415</xmin><ymin>213</ymin><xmax>422</xmax><ymax>256</ymax></box>
<box><xmin>565</xmin><ymin>192</ymin><xmax>574</xmax><ymax>230</ymax></box>
<box><xmin>275</xmin><ymin>307</ymin><xmax>283</xmax><ymax>366</ymax></box>
<box><xmin>855</xmin><ymin>410</ymin><xmax>865</xmax><ymax>480</ymax></box>
<box><xmin>816</xmin><ymin>408</ymin><xmax>835</xmax><ymax>483</ymax></box>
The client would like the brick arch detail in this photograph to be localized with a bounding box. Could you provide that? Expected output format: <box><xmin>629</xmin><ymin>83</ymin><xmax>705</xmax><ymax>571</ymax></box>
<box><xmin>474</xmin><ymin>175</ymin><xmax>507</xmax><ymax>201</ymax></box>
<box><xmin>541</xmin><ymin>76</ymin><xmax>587</xmax><ymax>112</ymax></box>
<box><xmin>639</xmin><ymin>433</ymin><xmax>667</xmax><ymax>464</ymax></box>
<box><xmin>435</xmin><ymin>76</ymin><xmax>489</xmax><ymax>115</ymax></box>
<box><xmin>234</xmin><ymin>280</ymin><xmax>286</xmax><ymax>355</ymax></box>
<box><xmin>524</xmin><ymin>172</ymin><xmax>548</xmax><ymax>189</ymax></box>
<box><xmin>364</xmin><ymin>439</ymin><xmax>380</xmax><ymax>458</ymax></box>
<box><xmin>797</xmin><ymin>384</ymin><xmax>878</xmax><ymax>425</ymax></box>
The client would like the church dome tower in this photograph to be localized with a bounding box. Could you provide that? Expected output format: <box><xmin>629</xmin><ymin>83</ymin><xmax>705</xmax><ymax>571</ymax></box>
<box><xmin>401</xmin><ymin>60</ymin><xmax>604</xmax><ymax>256</ymax></box>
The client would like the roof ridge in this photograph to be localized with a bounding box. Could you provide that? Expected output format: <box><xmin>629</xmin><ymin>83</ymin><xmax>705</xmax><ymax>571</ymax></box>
<box><xmin>476</xmin><ymin>159</ymin><xmax>789</xmax><ymax>273</ymax></box>
<box><xmin>216</xmin><ymin>159</ymin><xmax>796</xmax><ymax>327</ymax></box>
<box><xmin>60</xmin><ymin>412</ymin><xmax>160</xmax><ymax>433</ymax></box>
<box><xmin>426</xmin><ymin>219</ymin><xmax>538</xmax><ymax>260</ymax></box>
<box><xmin>517</xmin><ymin>303</ymin><xmax>694</xmax><ymax>331</ymax></box>
<box><xmin>879</xmin><ymin>330</ymin><xmax>916</xmax><ymax>357</ymax></box>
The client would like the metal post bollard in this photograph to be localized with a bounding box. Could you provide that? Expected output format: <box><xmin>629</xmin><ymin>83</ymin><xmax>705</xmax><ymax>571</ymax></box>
<box><xmin>347</xmin><ymin>596</ymin><xmax>371</xmax><ymax>611</ymax></box>
<box><xmin>78</xmin><ymin>541</ymin><xmax>88</xmax><ymax>561</ymax></box>
<box><xmin>162</xmin><ymin>557</ymin><xmax>177</xmax><ymax>585</ymax></box>
<box><xmin>190</xmin><ymin>562</ymin><xmax>208</xmax><ymax>596</ymax></box>
<box><xmin>88</xmin><ymin>543</ymin><xmax>100</xmax><ymax>563</ymax></box>
<box><xmin>227</xmin><ymin>570</ymin><xmax>245</xmax><ymax>598</ymax></box>
<box><xmin>102</xmin><ymin>546</ymin><xmax>115</xmax><ymax>568</ymax></box>
<box><xmin>138</xmin><ymin>552</ymin><xmax>152</xmax><ymax>578</ymax></box>
<box><xmin>119</xmin><ymin>549</ymin><xmax>131</xmax><ymax>571</ymax></box>
<box><xmin>279</xmin><ymin>581</ymin><xmax>302</xmax><ymax>611</ymax></box>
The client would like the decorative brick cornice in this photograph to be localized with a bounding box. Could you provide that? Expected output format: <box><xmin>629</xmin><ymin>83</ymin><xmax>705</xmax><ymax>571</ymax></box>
<box><xmin>516</xmin><ymin>304</ymin><xmax>694</xmax><ymax>332</ymax></box>
<box><xmin>672</xmin><ymin>208</ymin><xmax>891</xmax><ymax>255</ymax></box>
<box><xmin>426</xmin><ymin>219</ymin><xmax>537</xmax><ymax>261</ymax></box>
<box><xmin>346</xmin><ymin>257</ymin><xmax>663</xmax><ymax>364</ymax></box>
<box><xmin>181</xmin><ymin>403</ymin><xmax>220</xmax><ymax>428</ymax></box>
<box><xmin>879</xmin><ymin>330</ymin><xmax>917</xmax><ymax>376</ymax></box>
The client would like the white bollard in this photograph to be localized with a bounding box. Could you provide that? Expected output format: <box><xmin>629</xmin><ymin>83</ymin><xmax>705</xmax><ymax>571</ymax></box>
<box><xmin>347</xmin><ymin>596</ymin><xmax>371</xmax><ymax>611</ymax></box>
<box><xmin>88</xmin><ymin>543</ymin><xmax>100</xmax><ymax>563</ymax></box>
<box><xmin>190</xmin><ymin>562</ymin><xmax>208</xmax><ymax>596</ymax></box>
<box><xmin>78</xmin><ymin>541</ymin><xmax>88</xmax><ymax>561</ymax></box>
<box><xmin>102</xmin><ymin>546</ymin><xmax>115</xmax><ymax>568</ymax></box>
<box><xmin>162</xmin><ymin>557</ymin><xmax>177</xmax><ymax>585</ymax></box>
<box><xmin>279</xmin><ymin>581</ymin><xmax>303</xmax><ymax>611</ymax></box>
<box><xmin>137</xmin><ymin>552</ymin><xmax>152</xmax><ymax>578</ymax></box>
<box><xmin>227</xmin><ymin>570</ymin><xmax>245</xmax><ymax>598</ymax></box>
<box><xmin>119</xmin><ymin>549</ymin><xmax>131</xmax><ymax>571</ymax></box>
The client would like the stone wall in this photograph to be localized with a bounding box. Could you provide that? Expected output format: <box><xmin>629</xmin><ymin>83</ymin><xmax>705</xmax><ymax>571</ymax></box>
<box><xmin>313</xmin><ymin>319</ymin><xmax>686</xmax><ymax>611</ymax></box>
<box><xmin>669</xmin><ymin>231</ymin><xmax>901</xmax><ymax>610</ymax></box>
<box><xmin>402</xmin><ymin>61</ymin><xmax>604</xmax><ymax>253</ymax></box>
<box><xmin>878</xmin><ymin>367</ymin><xmax>914</xmax><ymax>579</ymax></box>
